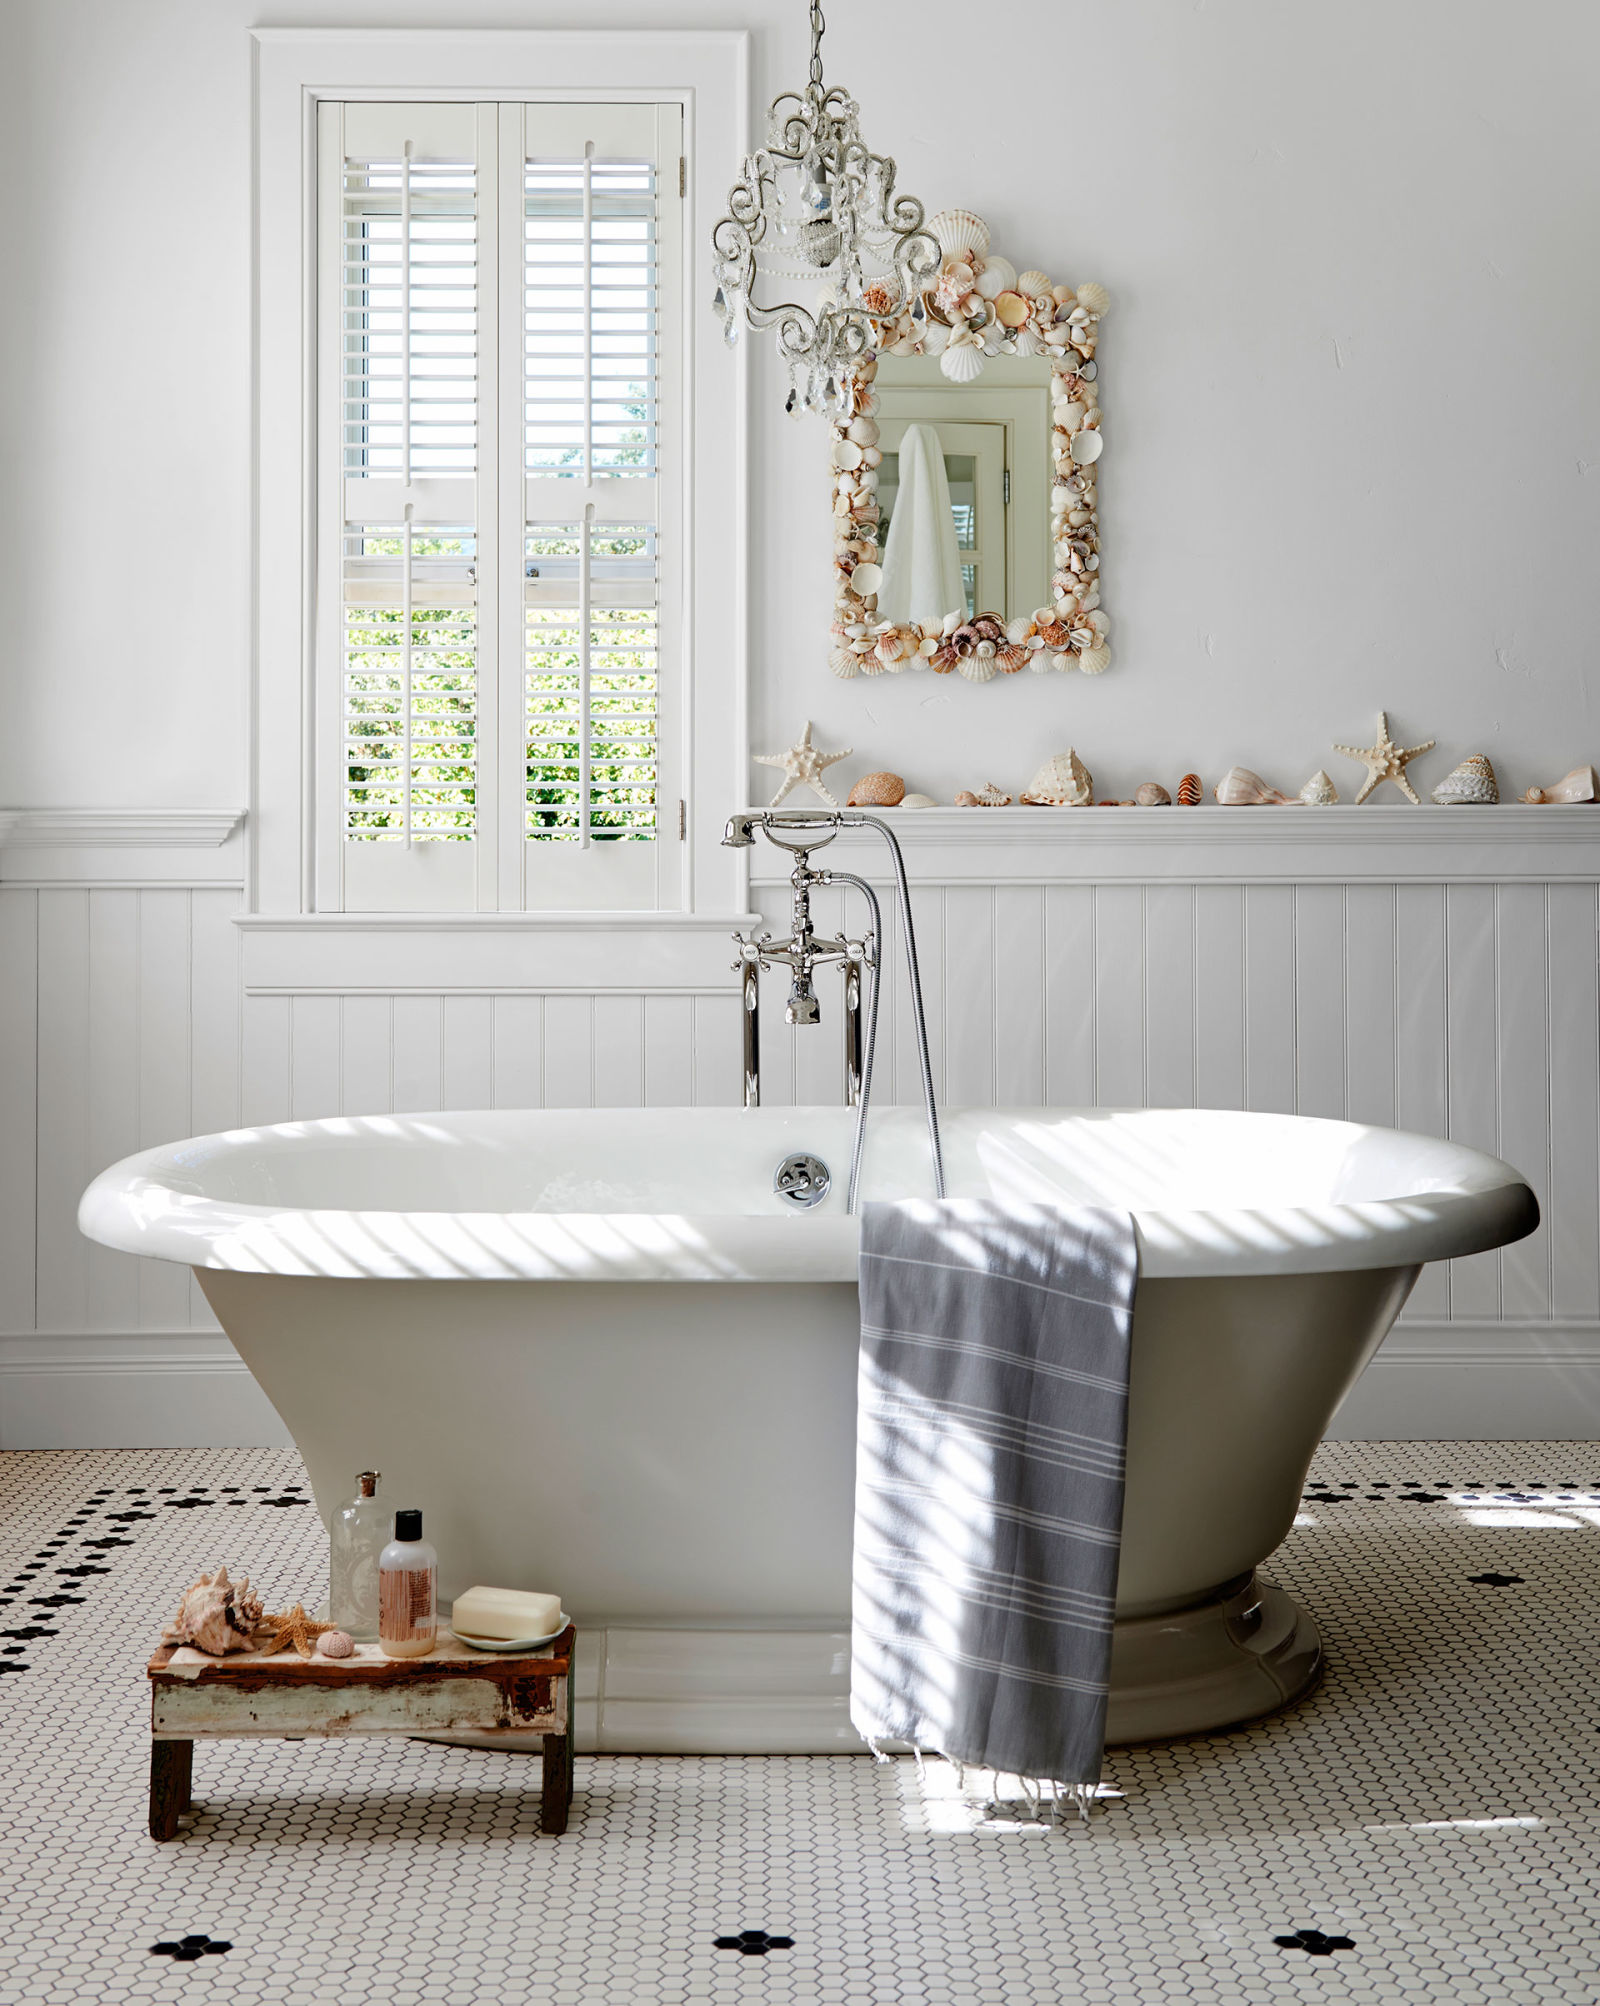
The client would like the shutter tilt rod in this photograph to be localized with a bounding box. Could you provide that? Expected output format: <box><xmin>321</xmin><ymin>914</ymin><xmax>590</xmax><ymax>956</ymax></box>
<box><xmin>578</xmin><ymin>142</ymin><xmax>595</xmax><ymax>849</ymax></box>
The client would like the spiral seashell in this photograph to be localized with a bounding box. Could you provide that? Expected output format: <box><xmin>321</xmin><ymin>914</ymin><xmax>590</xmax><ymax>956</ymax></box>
<box><xmin>1214</xmin><ymin>765</ymin><xmax>1290</xmax><ymax>805</ymax></box>
<box><xmin>1430</xmin><ymin>755</ymin><xmax>1497</xmax><ymax>806</ymax></box>
<box><xmin>316</xmin><ymin>1630</ymin><xmax>355</xmax><ymax>1659</ymax></box>
<box><xmin>1176</xmin><ymin>773</ymin><xmax>1203</xmax><ymax>807</ymax></box>
<box><xmin>975</xmin><ymin>256</ymin><xmax>1018</xmax><ymax>298</ymax></box>
<box><xmin>1522</xmin><ymin>763</ymin><xmax>1597</xmax><ymax>804</ymax></box>
<box><xmin>1134</xmin><ymin>782</ymin><xmax>1172</xmax><ymax>807</ymax></box>
<box><xmin>928</xmin><ymin>208</ymin><xmax>991</xmax><ymax>263</ymax></box>
<box><xmin>847</xmin><ymin>771</ymin><xmax>906</xmax><ymax>808</ymax></box>
<box><xmin>160</xmin><ymin>1566</ymin><xmax>265</xmax><ymax>1657</ymax></box>
<box><xmin>1076</xmin><ymin>281</ymin><xmax>1111</xmax><ymax>316</ymax></box>
<box><xmin>1077</xmin><ymin>644</ymin><xmax>1112</xmax><ymax>675</ymax></box>
<box><xmin>1300</xmin><ymin>768</ymin><xmax>1340</xmax><ymax>806</ymax></box>
<box><xmin>1021</xmin><ymin>750</ymin><xmax>1093</xmax><ymax>807</ymax></box>
<box><xmin>1017</xmin><ymin>271</ymin><xmax>1052</xmax><ymax>298</ymax></box>
<box><xmin>940</xmin><ymin>341</ymin><xmax>986</xmax><ymax>384</ymax></box>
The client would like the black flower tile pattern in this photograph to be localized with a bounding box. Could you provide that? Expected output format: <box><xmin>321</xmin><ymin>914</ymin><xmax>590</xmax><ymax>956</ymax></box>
<box><xmin>2</xmin><ymin>1440</ymin><xmax>1600</xmax><ymax>2004</ymax></box>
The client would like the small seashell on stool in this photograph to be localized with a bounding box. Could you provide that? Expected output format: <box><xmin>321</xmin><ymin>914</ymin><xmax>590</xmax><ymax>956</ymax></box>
<box><xmin>847</xmin><ymin>771</ymin><xmax>906</xmax><ymax>808</ymax></box>
<box><xmin>316</xmin><ymin>1629</ymin><xmax>355</xmax><ymax>1659</ymax></box>
<box><xmin>1176</xmin><ymin>773</ymin><xmax>1203</xmax><ymax>807</ymax></box>
<box><xmin>1522</xmin><ymin>764</ymin><xmax>1598</xmax><ymax>804</ymax></box>
<box><xmin>1134</xmin><ymin>782</ymin><xmax>1171</xmax><ymax>807</ymax></box>
<box><xmin>898</xmin><ymin>792</ymin><xmax>938</xmax><ymax>809</ymax></box>
<box><xmin>1021</xmin><ymin>749</ymin><xmax>1093</xmax><ymax>806</ymax></box>
<box><xmin>1432</xmin><ymin>755</ymin><xmax>1499</xmax><ymax>805</ymax></box>
<box><xmin>1299</xmin><ymin>769</ymin><xmax>1339</xmax><ymax>806</ymax></box>
<box><xmin>161</xmin><ymin>1566</ymin><xmax>265</xmax><ymax>1657</ymax></box>
<box><xmin>955</xmin><ymin>782</ymin><xmax>1012</xmax><ymax>807</ymax></box>
<box><xmin>1214</xmin><ymin>766</ymin><xmax>1290</xmax><ymax>805</ymax></box>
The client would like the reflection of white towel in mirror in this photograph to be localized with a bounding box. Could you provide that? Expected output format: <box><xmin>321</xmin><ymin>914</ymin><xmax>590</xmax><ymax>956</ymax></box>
<box><xmin>876</xmin><ymin>422</ymin><xmax>965</xmax><ymax>627</ymax></box>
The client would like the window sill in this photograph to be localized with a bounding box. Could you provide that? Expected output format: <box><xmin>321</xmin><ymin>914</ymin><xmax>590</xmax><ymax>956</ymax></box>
<box><xmin>234</xmin><ymin>910</ymin><xmax>760</xmax><ymax>996</ymax></box>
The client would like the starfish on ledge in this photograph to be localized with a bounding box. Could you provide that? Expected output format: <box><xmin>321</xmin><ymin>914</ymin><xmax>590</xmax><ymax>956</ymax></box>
<box><xmin>1333</xmin><ymin>712</ymin><xmax>1435</xmax><ymax>805</ymax></box>
<box><xmin>754</xmin><ymin>721</ymin><xmax>852</xmax><ymax>809</ymax></box>
<box><xmin>255</xmin><ymin>1603</ymin><xmax>336</xmax><ymax>1660</ymax></box>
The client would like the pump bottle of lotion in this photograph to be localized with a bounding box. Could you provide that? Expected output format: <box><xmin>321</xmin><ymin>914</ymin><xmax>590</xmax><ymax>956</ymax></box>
<box><xmin>378</xmin><ymin>1509</ymin><xmax>437</xmax><ymax>1657</ymax></box>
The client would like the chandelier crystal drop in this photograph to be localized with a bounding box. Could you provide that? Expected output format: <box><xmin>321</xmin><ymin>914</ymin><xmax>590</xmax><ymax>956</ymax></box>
<box><xmin>712</xmin><ymin>1</ymin><xmax>939</xmax><ymax>417</ymax></box>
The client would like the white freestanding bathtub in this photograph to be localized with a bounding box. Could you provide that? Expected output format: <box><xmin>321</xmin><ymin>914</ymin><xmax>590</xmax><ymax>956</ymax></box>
<box><xmin>81</xmin><ymin>1105</ymin><xmax>1536</xmax><ymax>1752</ymax></box>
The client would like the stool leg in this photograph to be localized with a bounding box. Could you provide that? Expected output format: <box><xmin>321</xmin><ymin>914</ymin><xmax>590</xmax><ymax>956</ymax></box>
<box><xmin>540</xmin><ymin>1732</ymin><xmax>572</xmax><ymax>1835</ymax></box>
<box><xmin>149</xmin><ymin>1740</ymin><xmax>193</xmax><ymax>1842</ymax></box>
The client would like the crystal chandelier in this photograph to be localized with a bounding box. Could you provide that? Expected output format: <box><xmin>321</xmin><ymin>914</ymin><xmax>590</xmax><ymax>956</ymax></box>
<box><xmin>711</xmin><ymin>1</ymin><xmax>940</xmax><ymax>417</ymax></box>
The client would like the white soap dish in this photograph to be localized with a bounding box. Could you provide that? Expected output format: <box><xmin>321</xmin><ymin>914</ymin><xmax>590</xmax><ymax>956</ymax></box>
<box><xmin>452</xmin><ymin>1615</ymin><xmax>571</xmax><ymax>1654</ymax></box>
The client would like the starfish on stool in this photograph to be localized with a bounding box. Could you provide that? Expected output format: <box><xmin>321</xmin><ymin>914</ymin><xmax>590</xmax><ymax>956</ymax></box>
<box><xmin>1333</xmin><ymin>712</ymin><xmax>1435</xmax><ymax>805</ymax></box>
<box><xmin>255</xmin><ymin>1603</ymin><xmax>335</xmax><ymax>1660</ymax></box>
<box><xmin>754</xmin><ymin>721</ymin><xmax>853</xmax><ymax>809</ymax></box>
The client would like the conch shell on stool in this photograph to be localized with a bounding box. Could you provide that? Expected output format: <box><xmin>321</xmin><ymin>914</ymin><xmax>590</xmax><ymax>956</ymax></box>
<box><xmin>161</xmin><ymin>1566</ymin><xmax>265</xmax><ymax>1656</ymax></box>
<box><xmin>1021</xmin><ymin>750</ymin><xmax>1093</xmax><ymax>806</ymax></box>
<box><xmin>847</xmin><ymin>771</ymin><xmax>906</xmax><ymax>807</ymax></box>
<box><xmin>1214</xmin><ymin>765</ymin><xmax>1290</xmax><ymax>805</ymax></box>
<box><xmin>1299</xmin><ymin>769</ymin><xmax>1339</xmax><ymax>806</ymax></box>
<box><xmin>955</xmin><ymin>782</ymin><xmax>1012</xmax><ymax>807</ymax></box>
<box><xmin>1432</xmin><ymin>755</ymin><xmax>1499</xmax><ymax>805</ymax></box>
<box><xmin>1522</xmin><ymin>764</ymin><xmax>1598</xmax><ymax>804</ymax></box>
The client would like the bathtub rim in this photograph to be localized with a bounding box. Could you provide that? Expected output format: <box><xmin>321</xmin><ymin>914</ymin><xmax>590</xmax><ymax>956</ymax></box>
<box><xmin>79</xmin><ymin>1105</ymin><xmax>1539</xmax><ymax>1284</ymax></box>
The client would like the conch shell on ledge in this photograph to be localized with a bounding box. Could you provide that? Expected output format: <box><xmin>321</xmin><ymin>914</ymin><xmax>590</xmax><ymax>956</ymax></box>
<box><xmin>1214</xmin><ymin>765</ymin><xmax>1290</xmax><ymax>805</ymax></box>
<box><xmin>1522</xmin><ymin>764</ymin><xmax>1598</xmax><ymax>804</ymax></box>
<box><xmin>161</xmin><ymin>1566</ymin><xmax>265</xmax><ymax>1657</ymax></box>
<box><xmin>1021</xmin><ymin>750</ymin><xmax>1093</xmax><ymax>807</ymax></box>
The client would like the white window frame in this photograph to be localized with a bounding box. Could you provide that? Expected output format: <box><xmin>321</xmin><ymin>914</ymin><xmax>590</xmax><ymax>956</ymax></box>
<box><xmin>245</xmin><ymin>29</ymin><xmax>751</xmax><ymax>994</ymax></box>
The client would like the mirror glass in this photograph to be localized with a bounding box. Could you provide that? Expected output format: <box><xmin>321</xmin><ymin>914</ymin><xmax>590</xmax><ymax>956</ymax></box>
<box><xmin>864</xmin><ymin>355</ymin><xmax>1054</xmax><ymax>625</ymax></box>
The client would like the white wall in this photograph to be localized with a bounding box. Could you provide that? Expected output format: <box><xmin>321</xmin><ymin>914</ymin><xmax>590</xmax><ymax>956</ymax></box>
<box><xmin>3</xmin><ymin>0</ymin><xmax>1597</xmax><ymax>806</ymax></box>
<box><xmin>2</xmin><ymin>2</ymin><xmax>1598</xmax><ymax>1445</ymax></box>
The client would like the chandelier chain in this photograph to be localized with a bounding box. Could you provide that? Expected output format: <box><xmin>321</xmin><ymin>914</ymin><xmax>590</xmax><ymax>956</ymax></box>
<box><xmin>808</xmin><ymin>0</ymin><xmax>826</xmax><ymax>88</ymax></box>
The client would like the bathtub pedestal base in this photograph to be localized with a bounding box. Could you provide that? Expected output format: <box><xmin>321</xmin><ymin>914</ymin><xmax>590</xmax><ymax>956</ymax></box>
<box><xmin>1105</xmin><ymin>1571</ymin><xmax>1321</xmax><ymax>1745</ymax></box>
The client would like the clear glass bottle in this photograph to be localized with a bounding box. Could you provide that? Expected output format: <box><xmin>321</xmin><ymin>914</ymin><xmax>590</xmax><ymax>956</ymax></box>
<box><xmin>378</xmin><ymin>1509</ymin><xmax>438</xmax><ymax>1657</ymax></box>
<box><xmin>328</xmin><ymin>1470</ymin><xmax>385</xmax><ymax>1641</ymax></box>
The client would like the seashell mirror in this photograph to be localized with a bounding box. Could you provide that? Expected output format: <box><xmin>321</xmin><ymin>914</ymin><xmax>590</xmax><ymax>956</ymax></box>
<box><xmin>829</xmin><ymin>210</ymin><xmax>1109</xmax><ymax>685</ymax></box>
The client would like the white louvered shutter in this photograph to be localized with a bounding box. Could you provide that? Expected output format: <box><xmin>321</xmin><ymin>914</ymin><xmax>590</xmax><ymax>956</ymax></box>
<box><xmin>316</xmin><ymin>101</ymin><xmax>681</xmax><ymax>914</ymax></box>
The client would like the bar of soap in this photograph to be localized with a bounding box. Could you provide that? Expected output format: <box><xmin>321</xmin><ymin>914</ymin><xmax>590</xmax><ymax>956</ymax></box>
<box><xmin>451</xmin><ymin>1585</ymin><xmax>562</xmax><ymax>1641</ymax></box>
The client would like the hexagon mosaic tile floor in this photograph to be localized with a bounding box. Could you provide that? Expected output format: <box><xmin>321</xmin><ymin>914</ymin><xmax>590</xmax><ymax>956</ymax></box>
<box><xmin>2</xmin><ymin>1442</ymin><xmax>1599</xmax><ymax>2006</ymax></box>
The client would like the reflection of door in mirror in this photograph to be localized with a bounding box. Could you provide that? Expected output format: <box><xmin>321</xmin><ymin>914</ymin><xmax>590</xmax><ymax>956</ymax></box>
<box><xmin>876</xmin><ymin>420</ymin><xmax>1005</xmax><ymax>619</ymax></box>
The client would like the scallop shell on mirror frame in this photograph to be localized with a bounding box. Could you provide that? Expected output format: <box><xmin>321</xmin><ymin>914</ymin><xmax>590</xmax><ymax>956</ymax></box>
<box><xmin>1021</xmin><ymin>749</ymin><xmax>1093</xmax><ymax>807</ymax></box>
<box><xmin>957</xmin><ymin>649</ymin><xmax>997</xmax><ymax>682</ymax></box>
<box><xmin>1299</xmin><ymin>768</ymin><xmax>1340</xmax><ymax>806</ymax></box>
<box><xmin>1134</xmin><ymin>782</ymin><xmax>1171</xmax><ymax>807</ymax></box>
<box><xmin>1010</xmin><ymin>326</ymin><xmax>1043</xmax><ymax>356</ymax></box>
<box><xmin>1214</xmin><ymin>765</ymin><xmax>1290</xmax><ymax>805</ymax></box>
<box><xmin>940</xmin><ymin>342</ymin><xmax>987</xmax><ymax>384</ymax></box>
<box><xmin>847</xmin><ymin>771</ymin><xmax>906</xmax><ymax>808</ymax></box>
<box><xmin>928</xmin><ymin>209</ymin><xmax>990</xmax><ymax>263</ymax></box>
<box><xmin>1016</xmin><ymin>270</ymin><xmax>1052</xmax><ymax>299</ymax></box>
<box><xmin>1176</xmin><ymin>772</ymin><xmax>1203</xmax><ymax>806</ymax></box>
<box><xmin>1521</xmin><ymin>763</ymin><xmax>1598</xmax><ymax>804</ymax></box>
<box><xmin>1430</xmin><ymin>754</ymin><xmax>1498</xmax><ymax>806</ymax></box>
<box><xmin>1077</xmin><ymin>644</ymin><xmax>1111</xmax><ymax>675</ymax></box>
<box><xmin>898</xmin><ymin>792</ymin><xmax>938</xmax><ymax>809</ymax></box>
<box><xmin>1076</xmin><ymin>281</ymin><xmax>1111</xmax><ymax>315</ymax></box>
<box><xmin>992</xmin><ymin>290</ymin><xmax>1031</xmax><ymax>328</ymax></box>
<box><xmin>829</xmin><ymin>647</ymin><xmax>861</xmax><ymax>680</ymax></box>
<box><xmin>1069</xmin><ymin>428</ymin><xmax>1104</xmax><ymax>464</ymax></box>
<box><xmin>847</xmin><ymin>561</ymin><xmax>882</xmax><ymax>599</ymax></box>
<box><xmin>975</xmin><ymin>256</ymin><xmax>1017</xmax><ymax>299</ymax></box>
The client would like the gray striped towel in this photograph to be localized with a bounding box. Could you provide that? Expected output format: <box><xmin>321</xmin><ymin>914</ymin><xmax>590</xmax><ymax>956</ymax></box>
<box><xmin>850</xmin><ymin>1199</ymin><xmax>1138</xmax><ymax>1787</ymax></box>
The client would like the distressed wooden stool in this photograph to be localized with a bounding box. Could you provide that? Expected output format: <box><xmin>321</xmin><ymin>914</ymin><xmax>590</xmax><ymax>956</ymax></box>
<box><xmin>145</xmin><ymin>1625</ymin><xmax>575</xmax><ymax>1840</ymax></box>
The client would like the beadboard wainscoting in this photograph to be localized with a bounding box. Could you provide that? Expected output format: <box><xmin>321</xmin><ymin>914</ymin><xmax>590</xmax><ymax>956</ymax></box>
<box><xmin>2</xmin><ymin>807</ymin><xmax>1598</xmax><ymax>1445</ymax></box>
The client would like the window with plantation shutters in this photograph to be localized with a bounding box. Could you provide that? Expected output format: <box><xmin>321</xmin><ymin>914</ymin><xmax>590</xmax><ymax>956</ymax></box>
<box><xmin>315</xmin><ymin>100</ymin><xmax>683</xmax><ymax>913</ymax></box>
